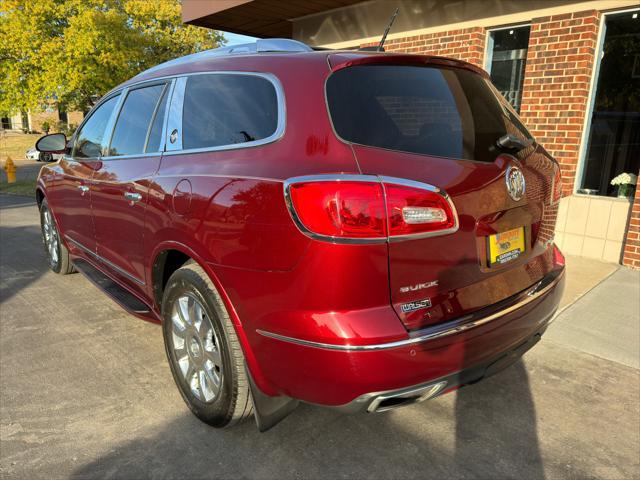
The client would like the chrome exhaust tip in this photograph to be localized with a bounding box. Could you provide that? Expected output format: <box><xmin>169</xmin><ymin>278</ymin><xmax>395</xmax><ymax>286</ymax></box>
<box><xmin>367</xmin><ymin>381</ymin><xmax>447</xmax><ymax>413</ymax></box>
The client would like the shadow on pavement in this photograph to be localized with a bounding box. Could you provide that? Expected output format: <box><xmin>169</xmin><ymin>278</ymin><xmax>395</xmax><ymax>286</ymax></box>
<box><xmin>0</xmin><ymin>222</ymin><xmax>47</xmax><ymax>304</ymax></box>
<box><xmin>71</xmin><ymin>360</ymin><xmax>548</xmax><ymax>479</ymax></box>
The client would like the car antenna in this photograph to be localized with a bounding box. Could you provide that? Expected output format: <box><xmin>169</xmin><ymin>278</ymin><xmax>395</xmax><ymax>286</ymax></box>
<box><xmin>377</xmin><ymin>8</ymin><xmax>399</xmax><ymax>52</ymax></box>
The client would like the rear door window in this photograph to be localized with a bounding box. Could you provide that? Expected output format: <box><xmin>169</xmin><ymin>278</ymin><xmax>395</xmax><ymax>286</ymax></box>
<box><xmin>182</xmin><ymin>74</ymin><xmax>278</xmax><ymax>150</ymax></box>
<box><xmin>108</xmin><ymin>83</ymin><xmax>167</xmax><ymax>156</ymax></box>
<box><xmin>326</xmin><ymin>65</ymin><xmax>533</xmax><ymax>162</ymax></box>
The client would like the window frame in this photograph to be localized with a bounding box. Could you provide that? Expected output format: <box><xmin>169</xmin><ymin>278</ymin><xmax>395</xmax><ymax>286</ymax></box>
<box><xmin>163</xmin><ymin>71</ymin><xmax>286</xmax><ymax>155</ymax></box>
<box><xmin>68</xmin><ymin>70</ymin><xmax>284</xmax><ymax>162</ymax></box>
<box><xmin>483</xmin><ymin>23</ymin><xmax>531</xmax><ymax>114</ymax></box>
<box><xmin>69</xmin><ymin>92</ymin><xmax>122</xmax><ymax>161</ymax></box>
<box><xmin>102</xmin><ymin>79</ymin><xmax>173</xmax><ymax>161</ymax></box>
<box><xmin>574</xmin><ymin>7</ymin><xmax>640</xmax><ymax>198</ymax></box>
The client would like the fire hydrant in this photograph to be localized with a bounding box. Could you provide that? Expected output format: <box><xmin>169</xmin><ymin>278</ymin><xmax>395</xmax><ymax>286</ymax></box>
<box><xmin>4</xmin><ymin>156</ymin><xmax>16</xmax><ymax>184</ymax></box>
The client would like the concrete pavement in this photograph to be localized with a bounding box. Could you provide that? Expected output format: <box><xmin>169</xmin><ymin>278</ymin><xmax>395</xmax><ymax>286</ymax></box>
<box><xmin>1</xmin><ymin>194</ymin><xmax>639</xmax><ymax>479</ymax></box>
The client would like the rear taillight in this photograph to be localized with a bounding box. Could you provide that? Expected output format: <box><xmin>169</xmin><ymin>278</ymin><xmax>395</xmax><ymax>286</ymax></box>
<box><xmin>285</xmin><ymin>175</ymin><xmax>458</xmax><ymax>242</ymax></box>
<box><xmin>288</xmin><ymin>181</ymin><xmax>387</xmax><ymax>239</ymax></box>
<box><xmin>384</xmin><ymin>183</ymin><xmax>456</xmax><ymax>237</ymax></box>
<box><xmin>552</xmin><ymin>165</ymin><xmax>563</xmax><ymax>203</ymax></box>
<box><xmin>553</xmin><ymin>244</ymin><xmax>565</xmax><ymax>266</ymax></box>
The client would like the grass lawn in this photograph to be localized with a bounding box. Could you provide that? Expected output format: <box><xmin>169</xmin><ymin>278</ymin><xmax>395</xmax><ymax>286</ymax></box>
<box><xmin>0</xmin><ymin>133</ymin><xmax>41</xmax><ymax>161</ymax></box>
<box><xmin>0</xmin><ymin>180</ymin><xmax>37</xmax><ymax>197</ymax></box>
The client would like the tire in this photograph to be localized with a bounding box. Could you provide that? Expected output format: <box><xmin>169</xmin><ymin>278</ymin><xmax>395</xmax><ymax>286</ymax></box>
<box><xmin>161</xmin><ymin>262</ymin><xmax>253</xmax><ymax>428</ymax></box>
<box><xmin>39</xmin><ymin>198</ymin><xmax>74</xmax><ymax>274</ymax></box>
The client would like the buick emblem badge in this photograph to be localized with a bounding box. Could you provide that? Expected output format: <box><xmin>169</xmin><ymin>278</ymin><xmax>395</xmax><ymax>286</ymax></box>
<box><xmin>505</xmin><ymin>165</ymin><xmax>526</xmax><ymax>201</ymax></box>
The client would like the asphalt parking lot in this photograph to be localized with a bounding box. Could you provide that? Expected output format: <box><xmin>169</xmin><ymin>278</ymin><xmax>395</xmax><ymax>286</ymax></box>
<box><xmin>1</xmin><ymin>193</ymin><xmax>639</xmax><ymax>479</ymax></box>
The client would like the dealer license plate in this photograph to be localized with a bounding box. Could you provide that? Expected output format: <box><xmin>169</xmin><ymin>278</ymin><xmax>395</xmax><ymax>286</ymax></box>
<box><xmin>488</xmin><ymin>227</ymin><xmax>525</xmax><ymax>266</ymax></box>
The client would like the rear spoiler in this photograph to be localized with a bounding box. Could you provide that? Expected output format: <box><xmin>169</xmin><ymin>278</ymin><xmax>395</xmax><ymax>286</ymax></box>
<box><xmin>327</xmin><ymin>53</ymin><xmax>489</xmax><ymax>79</ymax></box>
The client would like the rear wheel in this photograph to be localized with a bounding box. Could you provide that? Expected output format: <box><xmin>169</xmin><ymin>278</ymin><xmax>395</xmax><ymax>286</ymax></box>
<box><xmin>161</xmin><ymin>262</ymin><xmax>253</xmax><ymax>428</ymax></box>
<box><xmin>39</xmin><ymin>199</ymin><xmax>74</xmax><ymax>274</ymax></box>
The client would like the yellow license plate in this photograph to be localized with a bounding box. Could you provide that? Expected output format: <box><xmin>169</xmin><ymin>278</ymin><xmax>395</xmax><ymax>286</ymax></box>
<box><xmin>488</xmin><ymin>227</ymin><xmax>525</xmax><ymax>266</ymax></box>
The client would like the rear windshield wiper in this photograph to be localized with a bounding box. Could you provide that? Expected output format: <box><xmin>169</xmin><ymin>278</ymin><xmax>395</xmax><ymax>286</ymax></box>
<box><xmin>496</xmin><ymin>134</ymin><xmax>532</xmax><ymax>153</ymax></box>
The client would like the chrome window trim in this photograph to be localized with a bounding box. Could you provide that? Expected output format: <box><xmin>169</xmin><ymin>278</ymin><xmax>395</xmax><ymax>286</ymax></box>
<box><xmin>70</xmin><ymin>92</ymin><xmax>123</xmax><ymax>161</ymax></box>
<box><xmin>102</xmin><ymin>91</ymin><xmax>128</xmax><ymax>157</ymax></box>
<box><xmin>66</xmin><ymin>235</ymin><xmax>145</xmax><ymax>286</ymax></box>
<box><xmin>160</xmin><ymin>79</ymin><xmax>176</xmax><ymax>154</ymax></box>
<box><xmin>143</xmin><ymin>82</ymin><xmax>169</xmax><ymax>153</ymax></box>
<box><xmin>105</xmin><ymin>81</ymin><xmax>170</xmax><ymax>159</ymax></box>
<box><xmin>165</xmin><ymin>76</ymin><xmax>186</xmax><ymax>151</ymax></box>
<box><xmin>282</xmin><ymin>174</ymin><xmax>459</xmax><ymax>245</ymax></box>
<box><xmin>77</xmin><ymin>71</ymin><xmax>285</xmax><ymax>158</ymax></box>
<box><xmin>96</xmin><ymin>152</ymin><xmax>164</xmax><ymax>162</ymax></box>
<box><xmin>256</xmin><ymin>269</ymin><xmax>563</xmax><ymax>351</ymax></box>
<box><xmin>162</xmin><ymin>71</ymin><xmax>286</xmax><ymax>156</ymax></box>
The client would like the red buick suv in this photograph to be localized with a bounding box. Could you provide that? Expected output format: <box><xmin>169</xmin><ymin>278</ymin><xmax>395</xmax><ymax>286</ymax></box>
<box><xmin>35</xmin><ymin>39</ymin><xmax>565</xmax><ymax>431</ymax></box>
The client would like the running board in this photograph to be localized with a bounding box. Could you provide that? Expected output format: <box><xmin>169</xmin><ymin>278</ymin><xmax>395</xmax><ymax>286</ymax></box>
<box><xmin>73</xmin><ymin>258</ymin><xmax>154</xmax><ymax>317</ymax></box>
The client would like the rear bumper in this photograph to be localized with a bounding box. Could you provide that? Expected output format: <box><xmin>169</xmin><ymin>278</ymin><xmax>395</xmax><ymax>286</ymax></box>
<box><xmin>333</xmin><ymin>326</ymin><xmax>545</xmax><ymax>413</ymax></box>
<box><xmin>254</xmin><ymin>267</ymin><xmax>564</xmax><ymax>406</ymax></box>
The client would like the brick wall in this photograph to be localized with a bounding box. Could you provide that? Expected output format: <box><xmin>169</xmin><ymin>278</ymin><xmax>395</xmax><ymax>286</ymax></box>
<box><xmin>361</xmin><ymin>27</ymin><xmax>486</xmax><ymax>67</ymax></box>
<box><xmin>518</xmin><ymin>10</ymin><xmax>601</xmax><ymax>196</ymax></box>
<box><xmin>67</xmin><ymin>111</ymin><xmax>84</xmax><ymax>128</ymax></box>
<box><xmin>622</xmin><ymin>186</ymin><xmax>640</xmax><ymax>269</ymax></box>
<box><xmin>29</xmin><ymin>111</ymin><xmax>59</xmax><ymax>133</ymax></box>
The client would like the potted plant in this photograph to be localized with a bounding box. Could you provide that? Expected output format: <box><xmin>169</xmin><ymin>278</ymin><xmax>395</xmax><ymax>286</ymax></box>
<box><xmin>611</xmin><ymin>172</ymin><xmax>638</xmax><ymax>199</ymax></box>
<box><xmin>41</xmin><ymin>121</ymin><xmax>50</xmax><ymax>134</ymax></box>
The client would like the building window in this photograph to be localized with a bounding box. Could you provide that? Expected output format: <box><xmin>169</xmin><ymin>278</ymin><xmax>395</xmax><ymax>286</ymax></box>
<box><xmin>578</xmin><ymin>10</ymin><xmax>640</xmax><ymax>197</ymax></box>
<box><xmin>485</xmin><ymin>26</ymin><xmax>531</xmax><ymax>112</ymax></box>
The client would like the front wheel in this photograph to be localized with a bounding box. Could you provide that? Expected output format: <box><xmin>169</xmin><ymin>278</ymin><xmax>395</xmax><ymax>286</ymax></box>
<box><xmin>161</xmin><ymin>262</ymin><xmax>253</xmax><ymax>428</ymax></box>
<box><xmin>40</xmin><ymin>199</ymin><xmax>74</xmax><ymax>274</ymax></box>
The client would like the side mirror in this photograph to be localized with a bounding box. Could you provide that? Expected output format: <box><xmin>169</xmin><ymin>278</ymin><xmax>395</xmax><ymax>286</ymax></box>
<box><xmin>36</xmin><ymin>133</ymin><xmax>67</xmax><ymax>154</ymax></box>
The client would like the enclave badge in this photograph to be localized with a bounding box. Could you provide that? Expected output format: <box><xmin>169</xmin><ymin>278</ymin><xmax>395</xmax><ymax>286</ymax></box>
<box><xmin>401</xmin><ymin>298</ymin><xmax>432</xmax><ymax>313</ymax></box>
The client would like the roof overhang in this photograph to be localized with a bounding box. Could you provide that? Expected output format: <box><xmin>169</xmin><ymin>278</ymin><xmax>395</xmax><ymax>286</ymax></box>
<box><xmin>182</xmin><ymin>0</ymin><xmax>366</xmax><ymax>38</ymax></box>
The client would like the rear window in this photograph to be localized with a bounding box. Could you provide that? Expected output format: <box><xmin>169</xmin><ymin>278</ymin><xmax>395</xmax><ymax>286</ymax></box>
<box><xmin>182</xmin><ymin>74</ymin><xmax>278</xmax><ymax>150</ymax></box>
<box><xmin>326</xmin><ymin>65</ymin><xmax>532</xmax><ymax>162</ymax></box>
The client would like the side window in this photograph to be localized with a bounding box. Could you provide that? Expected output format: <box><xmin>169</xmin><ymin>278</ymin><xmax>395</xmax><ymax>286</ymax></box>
<box><xmin>72</xmin><ymin>95</ymin><xmax>120</xmax><ymax>159</ymax></box>
<box><xmin>182</xmin><ymin>74</ymin><xmax>278</xmax><ymax>150</ymax></box>
<box><xmin>145</xmin><ymin>86</ymin><xmax>169</xmax><ymax>153</ymax></box>
<box><xmin>108</xmin><ymin>84</ymin><xmax>166</xmax><ymax>156</ymax></box>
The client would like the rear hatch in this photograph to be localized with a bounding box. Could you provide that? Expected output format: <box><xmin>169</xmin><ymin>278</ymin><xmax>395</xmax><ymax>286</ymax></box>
<box><xmin>326</xmin><ymin>54</ymin><xmax>560</xmax><ymax>331</ymax></box>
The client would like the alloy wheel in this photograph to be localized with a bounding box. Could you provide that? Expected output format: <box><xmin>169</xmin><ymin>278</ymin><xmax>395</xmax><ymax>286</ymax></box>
<box><xmin>42</xmin><ymin>209</ymin><xmax>59</xmax><ymax>266</ymax></box>
<box><xmin>170</xmin><ymin>293</ymin><xmax>223</xmax><ymax>403</ymax></box>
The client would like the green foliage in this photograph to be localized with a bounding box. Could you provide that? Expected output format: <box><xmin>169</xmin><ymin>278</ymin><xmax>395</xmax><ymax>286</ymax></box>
<box><xmin>0</xmin><ymin>0</ymin><xmax>225</xmax><ymax>114</ymax></box>
<box><xmin>0</xmin><ymin>180</ymin><xmax>36</xmax><ymax>196</ymax></box>
<box><xmin>41</xmin><ymin>120</ymin><xmax>50</xmax><ymax>133</ymax></box>
<box><xmin>55</xmin><ymin>121</ymin><xmax>77</xmax><ymax>137</ymax></box>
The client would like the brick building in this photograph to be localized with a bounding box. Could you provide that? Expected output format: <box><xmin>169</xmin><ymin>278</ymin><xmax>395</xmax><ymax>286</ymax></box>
<box><xmin>1</xmin><ymin>108</ymin><xmax>83</xmax><ymax>134</ymax></box>
<box><xmin>183</xmin><ymin>0</ymin><xmax>640</xmax><ymax>268</ymax></box>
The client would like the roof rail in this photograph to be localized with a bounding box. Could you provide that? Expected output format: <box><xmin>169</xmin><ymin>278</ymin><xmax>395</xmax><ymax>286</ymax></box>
<box><xmin>136</xmin><ymin>39</ymin><xmax>313</xmax><ymax>78</ymax></box>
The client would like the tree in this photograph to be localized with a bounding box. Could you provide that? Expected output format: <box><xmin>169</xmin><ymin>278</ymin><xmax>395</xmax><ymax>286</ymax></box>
<box><xmin>0</xmin><ymin>0</ymin><xmax>225</xmax><ymax>114</ymax></box>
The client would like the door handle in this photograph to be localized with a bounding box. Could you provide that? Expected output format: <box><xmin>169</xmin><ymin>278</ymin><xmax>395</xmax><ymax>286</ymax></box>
<box><xmin>123</xmin><ymin>191</ymin><xmax>142</xmax><ymax>203</ymax></box>
<box><xmin>77</xmin><ymin>185</ymin><xmax>89</xmax><ymax>194</ymax></box>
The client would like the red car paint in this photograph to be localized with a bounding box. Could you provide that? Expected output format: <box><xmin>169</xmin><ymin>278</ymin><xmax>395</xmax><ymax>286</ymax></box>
<box><xmin>36</xmin><ymin>49</ymin><xmax>565</xmax><ymax>407</ymax></box>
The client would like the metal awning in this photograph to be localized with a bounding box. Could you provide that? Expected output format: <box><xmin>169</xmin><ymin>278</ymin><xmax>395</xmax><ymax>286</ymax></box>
<box><xmin>182</xmin><ymin>0</ymin><xmax>365</xmax><ymax>38</ymax></box>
